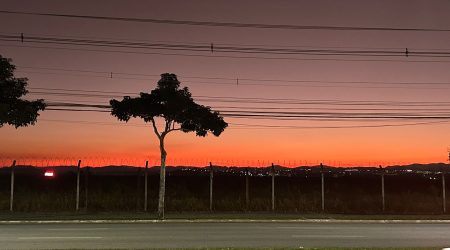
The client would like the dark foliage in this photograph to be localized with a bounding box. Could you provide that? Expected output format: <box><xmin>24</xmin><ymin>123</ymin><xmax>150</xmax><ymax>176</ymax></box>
<box><xmin>110</xmin><ymin>73</ymin><xmax>227</xmax><ymax>219</ymax></box>
<box><xmin>0</xmin><ymin>55</ymin><xmax>46</xmax><ymax>128</ymax></box>
<box><xmin>110</xmin><ymin>73</ymin><xmax>227</xmax><ymax>137</ymax></box>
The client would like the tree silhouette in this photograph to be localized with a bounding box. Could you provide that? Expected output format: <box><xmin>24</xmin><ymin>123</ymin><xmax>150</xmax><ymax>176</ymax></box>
<box><xmin>110</xmin><ymin>73</ymin><xmax>227</xmax><ymax>219</ymax></box>
<box><xmin>0</xmin><ymin>55</ymin><xmax>46</xmax><ymax>128</ymax></box>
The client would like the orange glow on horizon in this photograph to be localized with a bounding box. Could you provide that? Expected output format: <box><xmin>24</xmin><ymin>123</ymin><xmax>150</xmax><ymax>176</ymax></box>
<box><xmin>1</xmin><ymin>1</ymin><xmax>450</xmax><ymax>172</ymax></box>
<box><xmin>0</xmin><ymin>156</ymin><xmax>445</xmax><ymax>168</ymax></box>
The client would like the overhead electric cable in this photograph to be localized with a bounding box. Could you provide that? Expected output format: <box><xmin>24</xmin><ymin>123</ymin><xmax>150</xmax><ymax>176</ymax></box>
<box><xmin>42</xmin><ymin>101</ymin><xmax>450</xmax><ymax>120</ymax></box>
<box><xmin>38</xmin><ymin>99</ymin><xmax>450</xmax><ymax>113</ymax></box>
<box><xmin>17</xmin><ymin>67</ymin><xmax>450</xmax><ymax>87</ymax></box>
<box><xmin>4</xmin><ymin>44</ymin><xmax>450</xmax><ymax>63</ymax></box>
<box><xmin>28</xmin><ymin>90</ymin><xmax>450</xmax><ymax>106</ymax></box>
<box><xmin>1</xmin><ymin>10</ymin><xmax>450</xmax><ymax>32</ymax></box>
<box><xmin>4</xmin><ymin>30</ymin><xmax>450</xmax><ymax>52</ymax></box>
<box><xmin>45</xmin><ymin>101</ymin><xmax>450</xmax><ymax>116</ymax></box>
<box><xmin>2</xmin><ymin>33</ymin><xmax>450</xmax><ymax>59</ymax></box>
<box><xmin>38</xmin><ymin>118</ymin><xmax>450</xmax><ymax>130</ymax></box>
<box><xmin>44</xmin><ymin>108</ymin><xmax>450</xmax><ymax>120</ymax></box>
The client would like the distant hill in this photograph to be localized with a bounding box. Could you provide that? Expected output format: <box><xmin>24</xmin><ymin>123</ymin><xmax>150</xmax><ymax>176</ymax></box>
<box><xmin>386</xmin><ymin>163</ymin><xmax>450</xmax><ymax>172</ymax></box>
<box><xmin>1</xmin><ymin>163</ymin><xmax>449</xmax><ymax>175</ymax></box>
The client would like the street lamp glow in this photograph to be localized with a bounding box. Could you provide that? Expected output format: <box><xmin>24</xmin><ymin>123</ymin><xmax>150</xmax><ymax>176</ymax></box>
<box><xmin>44</xmin><ymin>171</ymin><xmax>54</xmax><ymax>177</ymax></box>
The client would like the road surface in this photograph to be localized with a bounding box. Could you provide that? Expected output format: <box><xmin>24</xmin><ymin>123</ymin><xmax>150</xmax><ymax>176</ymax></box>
<box><xmin>1</xmin><ymin>221</ymin><xmax>450</xmax><ymax>249</ymax></box>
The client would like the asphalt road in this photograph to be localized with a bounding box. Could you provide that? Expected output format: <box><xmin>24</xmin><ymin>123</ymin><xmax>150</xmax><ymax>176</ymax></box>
<box><xmin>1</xmin><ymin>222</ymin><xmax>450</xmax><ymax>249</ymax></box>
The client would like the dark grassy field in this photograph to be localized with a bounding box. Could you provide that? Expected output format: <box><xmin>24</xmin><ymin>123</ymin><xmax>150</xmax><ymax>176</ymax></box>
<box><xmin>0</xmin><ymin>166</ymin><xmax>448</xmax><ymax>214</ymax></box>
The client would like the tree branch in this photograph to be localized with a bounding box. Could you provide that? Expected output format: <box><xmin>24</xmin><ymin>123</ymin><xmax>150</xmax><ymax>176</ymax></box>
<box><xmin>164</xmin><ymin>120</ymin><xmax>171</xmax><ymax>133</ymax></box>
<box><xmin>167</xmin><ymin>128</ymin><xmax>182</xmax><ymax>134</ymax></box>
<box><xmin>150</xmin><ymin>118</ymin><xmax>161</xmax><ymax>140</ymax></box>
<box><xmin>162</xmin><ymin>123</ymin><xmax>182</xmax><ymax>136</ymax></box>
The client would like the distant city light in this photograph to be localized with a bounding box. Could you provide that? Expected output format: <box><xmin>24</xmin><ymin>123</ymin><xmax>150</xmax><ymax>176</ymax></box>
<box><xmin>44</xmin><ymin>170</ymin><xmax>54</xmax><ymax>177</ymax></box>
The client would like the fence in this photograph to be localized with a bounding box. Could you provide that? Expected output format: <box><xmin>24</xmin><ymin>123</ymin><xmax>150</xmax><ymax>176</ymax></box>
<box><xmin>0</xmin><ymin>160</ymin><xmax>449</xmax><ymax>214</ymax></box>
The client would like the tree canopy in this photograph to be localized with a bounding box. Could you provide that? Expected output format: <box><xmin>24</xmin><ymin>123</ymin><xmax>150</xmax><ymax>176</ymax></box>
<box><xmin>110</xmin><ymin>73</ymin><xmax>227</xmax><ymax>137</ymax></box>
<box><xmin>0</xmin><ymin>55</ymin><xmax>46</xmax><ymax>128</ymax></box>
<box><xmin>110</xmin><ymin>73</ymin><xmax>227</xmax><ymax>219</ymax></box>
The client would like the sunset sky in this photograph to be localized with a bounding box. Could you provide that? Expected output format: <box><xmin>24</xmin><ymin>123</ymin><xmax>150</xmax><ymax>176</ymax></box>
<box><xmin>1</xmin><ymin>0</ymin><xmax>450</xmax><ymax>167</ymax></box>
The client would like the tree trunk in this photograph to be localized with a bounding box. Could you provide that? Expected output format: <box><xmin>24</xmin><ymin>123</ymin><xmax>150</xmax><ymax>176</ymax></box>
<box><xmin>157</xmin><ymin>137</ymin><xmax>167</xmax><ymax>220</ymax></box>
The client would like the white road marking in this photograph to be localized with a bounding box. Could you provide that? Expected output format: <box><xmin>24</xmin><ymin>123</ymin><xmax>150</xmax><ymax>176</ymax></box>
<box><xmin>47</xmin><ymin>228</ymin><xmax>109</xmax><ymax>231</ymax></box>
<box><xmin>292</xmin><ymin>235</ymin><xmax>366</xmax><ymax>238</ymax></box>
<box><xmin>278</xmin><ymin>226</ymin><xmax>340</xmax><ymax>230</ymax></box>
<box><xmin>18</xmin><ymin>236</ymin><xmax>103</xmax><ymax>240</ymax></box>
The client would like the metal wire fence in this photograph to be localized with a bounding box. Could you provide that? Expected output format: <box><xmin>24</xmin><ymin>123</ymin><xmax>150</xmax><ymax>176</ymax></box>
<box><xmin>0</xmin><ymin>159</ymin><xmax>448</xmax><ymax>214</ymax></box>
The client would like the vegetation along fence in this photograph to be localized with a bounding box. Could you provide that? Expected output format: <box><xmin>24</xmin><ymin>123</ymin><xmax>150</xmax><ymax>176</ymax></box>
<box><xmin>0</xmin><ymin>160</ymin><xmax>449</xmax><ymax>214</ymax></box>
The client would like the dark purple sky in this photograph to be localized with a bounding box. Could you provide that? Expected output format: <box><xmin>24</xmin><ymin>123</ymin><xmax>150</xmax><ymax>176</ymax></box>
<box><xmin>1</xmin><ymin>0</ymin><xmax>449</xmax><ymax>166</ymax></box>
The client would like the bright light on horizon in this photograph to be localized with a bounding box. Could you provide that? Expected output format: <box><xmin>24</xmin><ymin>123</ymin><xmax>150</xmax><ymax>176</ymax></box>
<box><xmin>44</xmin><ymin>170</ymin><xmax>54</xmax><ymax>177</ymax></box>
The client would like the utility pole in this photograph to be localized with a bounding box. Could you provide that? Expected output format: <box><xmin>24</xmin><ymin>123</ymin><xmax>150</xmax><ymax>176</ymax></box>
<box><xmin>9</xmin><ymin>160</ymin><xmax>16</xmax><ymax>212</ymax></box>
<box><xmin>76</xmin><ymin>160</ymin><xmax>81</xmax><ymax>211</ymax></box>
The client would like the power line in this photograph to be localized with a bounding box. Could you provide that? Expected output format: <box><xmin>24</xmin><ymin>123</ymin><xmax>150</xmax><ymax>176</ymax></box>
<box><xmin>1</xmin><ymin>10</ymin><xmax>450</xmax><ymax>32</ymax></box>
<box><xmin>28</xmin><ymin>89</ymin><xmax>450</xmax><ymax>106</ymax></box>
<box><xmin>44</xmin><ymin>100</ymin><xmax>450</xmax><ymax>112</ymax></box>
<box><xmin>19</xmin><ymin>73</ymin><xmax>445</xmax><ymax>90</ymax></box>
<box><xmin>4</xmin><ymin>31</ymin><xmax>450</xmax><ymax>54</ymax></box>
<box><xmin>223</xmin><ymin>113</ymin><xmax>450</xmax><ymax>120</ymax></box>
<box><xmin>44</xmin><ymin>108</ymin><xmax>421</xmax><ymax>122</ymax></box>
<box><xmin>209</xmin><ymin>105</ymin><xmax>450</xmax><ymax>112</ymax></box>
<box><xmin>46</xmin><ymin>108</ymin><xmax>109</xmax><ymax>113</ymax></box>
<box><xmin>5</xmin><ymin>43</ymin><xmax>450</xmax><ymax>63</ymax></box>
<box><xmin>44</xmin><ymin>103</ymin><xmax>450</xmax><ymax>120</ymax></box>
<box><xmin>16</xmin><ymin>66</ymin><xmax>450</xmax><ymax>84</ymax></box>
<box><xmin>2</xmin><ymin>33</ymin><xmax>450</xmax><ymax>59</ymax></box>
<box><xmin>16</xmin><ymin>67</ymin><xmax>450</xmax><ymax>90</ymax></box>
<box><xmin>3</xmin><ymin>30</ymin><xmax>444</xmax><ymax>51</ymax></box>
<box><xmin>196</xmin><ymin>98</ymin><xmax>450</xmax><ymax>107</ymax></box>
<box><xmin>39</xmin><ymin>98</ymin><xmax>450</xmax><ymax>113</ymax></box>
<box><xmin>21</xmin><ymin>88</ymin><xmax>450</xmax><ymax>122</ymax></box>
<box><xmin>46</xmin><ymin>102</ymin><xmax>450</xmax><ymax>117</ymax></box>
<box><xmin>231</xmin><ymin>120</ymin><xmax>450</xmax><ymax>129</ymax></box>
<box><xmin>39</xmin><ymin>99</ymin><xmax>450</xmax><ymax>128</ymax></box>
<box><xmin>6</xmin><ymin>31</ymin><xmax>450</xmax><ymax>56</ymax></box>
<box><xmin>38</xmin><ymin>118</ymin><xmax>450</xmax><ymax>130</ymax></box>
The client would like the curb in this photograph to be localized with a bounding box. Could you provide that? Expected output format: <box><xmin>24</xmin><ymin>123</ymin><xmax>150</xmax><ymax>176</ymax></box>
<box><xmin>2</xmin><ymin>219</ymin><xmax>450</xmax><ymax>224</ymax></box>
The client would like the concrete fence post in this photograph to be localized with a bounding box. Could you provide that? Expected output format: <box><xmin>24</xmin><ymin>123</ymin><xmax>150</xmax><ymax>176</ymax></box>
<box><xmin>321</xmin><ymin>163</ymin><xmax>325</xmax><ymax>212</ymax></box>
<box><xmin>209</xmin><ymin>162</ymin><xmax>213</xmax><ymax>212</ymax></box>
<box><xmin>245</xmin><ymin>167</ymin><xmax>250</xmax><ymax>211</ymax></box>
<box><xmin>144</xmin><ymin>161</ymin><xmax>148</xmax><ymax>212</ymax></box>
<box><xmin>9</xmin><ymin>160</ymin><xmax>16</xmax><ymax>212</ymax></box>
<box><xmin>443</xmin><ymin>172</ymin><xmax>446</xmax><ymax>213</ymax></box>
<box><xmin>271</xmin><ymin>163</ymin><xmax>275</xmax><ymax>211</ymax></box>
<box><xmin>76</xmin><ymin>160</ymin><xmax>81</xmax><ymax>211</ymax></box>
<box><xmin>298</xmin><ymin>171</ymin><xmax>302</xmax><ymax>211</ymax></box>
<box><xmin>380</xmin><ymin>165</ymin><xmax>385</xmax><ymax>212</ymax></box>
